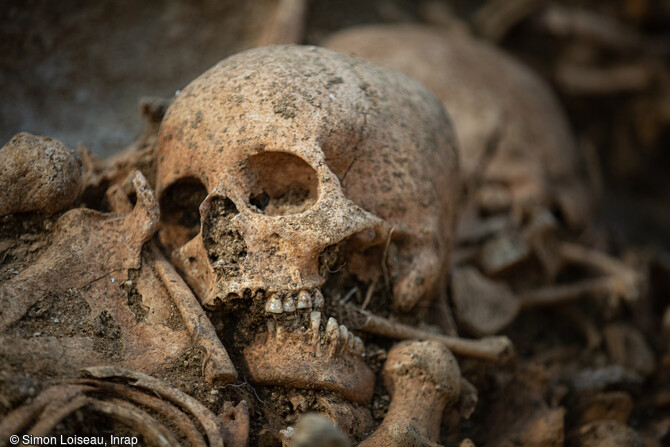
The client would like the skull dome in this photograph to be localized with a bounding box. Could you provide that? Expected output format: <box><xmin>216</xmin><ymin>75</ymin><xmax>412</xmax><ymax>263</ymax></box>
<box><xmin>156</xmin><ymin>45</ymin><xmax>460</xmax><ymax>314</ymax></box>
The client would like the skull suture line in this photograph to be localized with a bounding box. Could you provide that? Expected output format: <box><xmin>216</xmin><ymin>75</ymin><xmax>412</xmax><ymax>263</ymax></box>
<box><xmin>156</xmin><ymin>45</ymin><xmax>460</xmax><ymax>403</ymax></box>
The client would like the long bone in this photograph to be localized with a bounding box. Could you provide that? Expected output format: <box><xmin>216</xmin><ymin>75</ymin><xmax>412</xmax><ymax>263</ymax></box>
<box><xmin>106</xmin><ymin>178</ymin><xmax>238</xmax><ymax>385</ymax></box>
<box><xmin>360</xmin><ymin>340</ymin><xmax>461</xmax><ymax>447</ymax></box>
<box><xmin>344</xmin><ymin>306</ymin><xmax>515</xmax><ymax>363</ymax></box>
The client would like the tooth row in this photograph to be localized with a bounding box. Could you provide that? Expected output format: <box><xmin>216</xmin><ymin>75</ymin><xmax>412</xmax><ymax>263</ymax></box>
<box><xmin>265</xmin><ymin>311</ymin><xmax>365</xmax><ymax>358</ymax></box>
<box><xmin>325</xmin><ymin>317</ymin><xmax>364</xmax><ymax>357</ymax></box>
<box><xmin>265</xmin><ymin>289</ymin><xmax>325</xmax><ymax>314</ymax></box>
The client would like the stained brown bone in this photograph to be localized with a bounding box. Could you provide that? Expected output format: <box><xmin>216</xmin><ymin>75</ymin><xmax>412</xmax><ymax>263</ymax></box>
<box><xmin>346</xmin><ymin>307</ymin><xmax>515</xmax><ymax>363</ymax></box>
<box><xmin>242</xmin><ymin>320</ymin><xmax>375</xmax><ymax>403</ymax></box>
<box><xmin>156</xmin><ymin>44</ymin><xmax>460</xmax><ymax>312</ymax></box>
<box><xmin>1</xmin><ymin>368</ymin><xmax>245</xmax><ymax>447</ymax></box>
<box><xmin>0</xmin><ymin>133</ymin><xmax>81</xmax><ymax>216</ymax></box>
<box><xmin>83</xmin><ymin>366</ymin><xmax>226</xmax><ymax>447</ymax></box>
<box><xmin>0</xmin><ymin>172</ymin><xmax>235</xmax><ymax>387</ymax></box>
<box><xmin>360</xmin><ymin>341</ymin><xmax>461</xmax><ymax>447</ymax></box>
<box><xmin>324</xmin><ymin>24</ymin><xmax>593</xmax><ymax>229</ymax></box>
<box><xmin>0</xmin><ymin>171</ymin><xmax>157</xmax><ymax>332</ymax></box>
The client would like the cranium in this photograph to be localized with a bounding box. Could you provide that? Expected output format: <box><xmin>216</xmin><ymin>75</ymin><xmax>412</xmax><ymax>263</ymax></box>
<box><xmin>156</xmin><ymin>45</ymin><xmax>459</xmax><ymax>402</ymax></box>
<box><xmin>324</xmin><ymin>24</ymin><xmax>593</xmax><ymax>228</ymax></box>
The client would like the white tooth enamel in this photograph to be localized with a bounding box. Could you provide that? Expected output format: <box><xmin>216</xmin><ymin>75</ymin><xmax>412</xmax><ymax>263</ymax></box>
<box><xmin>283</xmin><ymin>296</ymin><xmax>296</xmax><ymax>312</ymax></box>
<box><xmin>313</xmin><ymin>289</ymin><xmax>325</xmax><ymax>309</ymax></box>
<box><xmin>297</xmin><ymin>290</ymin><xmax>312</xmax><ymax>309</ymax></box>
<box><xmin>310</xmin><ymin>311</ymin><xmax>321</xmax><ymax>344</ymax></box>
<box><xmin>346</xmin><ymin>333</ymin><xmax>356</xmax><ymax>351</ymax></box>
<box><xmin>310</xmin><ymin>311</ymin><xmax>321</xmax><ymax>331</ymax></box>
<box><xmin>265</xmin><ymin>295</ymin><xmax>283</xmax><ymax>314</ymax></box>
<box><xmin>339</xmin><ymin>324</ymin><xmax>349</xmax><ymax>344</ymax></box>
<box><xmin>354</xmin><ymin>336</ymin><xmax>364</xmax><ymax>356</ymax></box>
<box><xmin>326</xmin><ymin>318</ymin><xmax>339</xmax><ymax>351</ymax></box>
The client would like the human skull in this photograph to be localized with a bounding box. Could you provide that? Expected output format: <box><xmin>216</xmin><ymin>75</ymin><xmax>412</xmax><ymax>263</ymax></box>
<box><xmin>155</xmin><ymin>45</ymin><xmax>459</xmax><ymax>402</ymax></box>
<box><xmin>324</xmin><ymin>24</ymin><xmax>593</xmax><ymax>228</ymax></box>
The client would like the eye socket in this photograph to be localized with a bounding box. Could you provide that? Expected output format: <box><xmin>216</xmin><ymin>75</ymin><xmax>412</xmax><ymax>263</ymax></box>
<box><xmin>244</xmin><ymin>152</ymin><xmax>318</xmax><ymax>216</ymax></box>
<box><xmin>159</xmin><ymin>178</ymin><xmax>207</xmax><ymax>252</ymax></box>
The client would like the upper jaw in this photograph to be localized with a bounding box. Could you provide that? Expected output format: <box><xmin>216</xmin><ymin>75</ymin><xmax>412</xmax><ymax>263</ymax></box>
<box><xmin>263</xmin><ymin>288</ymin><xmax>325</xmax><ymax>313</ymax></box>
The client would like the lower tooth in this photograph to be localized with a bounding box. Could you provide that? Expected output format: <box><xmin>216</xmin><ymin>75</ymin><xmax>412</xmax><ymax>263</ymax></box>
<box><xmin>276</xmin><ymin>324</ymin><xmax>287</xmax><ymax>340</ymax></box>
<box><xmin>339</xmin><ymin>324</ymin><xmax>349</xmax><ymax>345</ymax></box>
<box><xmin>346</xmin><ymin>333</ymin><xmax>356</xmax><ymax>351</ymax></box>
<box><xmin>265</xmin><ymin>295</ymin><xmax>283</xmax><ymax>314</ymax></box>
<box><xmin>310</xmin><ymin>312</ymin><xmax>321</xmax><ymax>345</ymax></box>
<box><xmin>326</xmin><ymin>317</ymin><xmax>339</xmax><ymax>349</ymax></box>
<box><xmin>267</xmin><ymin>320</ymin><xmax>276</xmax><ymax>338</ymax></box>
<box><xmin>353</xmin><ymin>336</ymin><xmax>365</xmax><ymax>356</ymax></box>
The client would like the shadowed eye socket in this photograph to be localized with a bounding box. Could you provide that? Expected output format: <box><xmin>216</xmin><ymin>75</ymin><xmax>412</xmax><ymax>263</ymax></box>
<box><xmin>159</xmin><ymin>177</ymin><xmax>207</xmax><ymax>252</ymax></box>
<box><xmin>243</xmin><ymin>152</ymin><xmax>318</xmax><ymax>216</ymax></box>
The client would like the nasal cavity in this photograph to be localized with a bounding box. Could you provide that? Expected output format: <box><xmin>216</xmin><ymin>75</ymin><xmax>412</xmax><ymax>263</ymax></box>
<box><xmin>244</xmin><ymin>152</ymin><xmax>318</xmax><ymax>216</ymax></box>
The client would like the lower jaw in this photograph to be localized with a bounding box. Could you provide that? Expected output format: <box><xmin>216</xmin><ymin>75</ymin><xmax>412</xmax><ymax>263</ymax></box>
<box><xmin>241</xmin><ymin>311</ymin><xmax>374</xmax><ymax>404</ymax></box>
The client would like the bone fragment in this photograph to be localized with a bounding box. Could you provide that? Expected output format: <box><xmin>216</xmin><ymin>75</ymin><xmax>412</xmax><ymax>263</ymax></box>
<box><xmin>0</xmin><ymin>385</ymin><xmax>95</xmax><ymax>446</ymax></box>
<box><xmin>0</xmin><ymin>133</ymin><xmax>81</xmax><ymax>216</ymax></box>
<box><xmin>451</xmin><ymin>267</ymin><xmax>520</xmax><ymax>336</ymax></box>
<box><xmin>150</xmin><ymin>243</ymin><xmax>237</xmax><ymax>384</ymax></box>
<box><xmin>27</xmin><ymin>395</ymin><xmax>90</xmax><ymax>437</ymax></box>
<box><xmin>348</xmin><ymin>307</ymin><xmax>515</xmax><ymax>363</ymax></box>
<box><xmin>219</xmin><ymin>401</ymin><xmax>250</xmax><ymax>447</ymax></box>
<box><xmin>284</xmin><ymin>413</ymin><xmax>350</xmax><ymax>447</ymax></box>
<box><xmin>360</xmin><ymin>341</ymin><xmax>461</xmax><ymax>446</ymax></box>
<box><xmin>83</xmin><ymin>366</ymin><xmax>225</xmax><ymax>447</ymax></box>
<box><xmin>86</xmin><ymin>398</ymin><xmax>178</xmax><ymax>447</ymax></box>
<box><xmin>79</xmin><ymin>380</ymin><xmax>207</xmax><ymax>447</ymax></box>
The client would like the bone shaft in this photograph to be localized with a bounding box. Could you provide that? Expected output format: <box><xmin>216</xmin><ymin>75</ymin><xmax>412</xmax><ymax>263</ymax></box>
<box><xmin>519</xmin><ymin>276</ymin><xmax>621</xmax><ymax>309</ymax></box>
<box><xmin>560</xmin><ymin>242</ymin><xmax>634</xmax><ymax>276</ymax></box>
<box><xmin>385</xmin><ymin>384</ymin><xmax>446</xmax><ymax>441</ymax></box>
<box><xmin>354</xmin><ymin>310</ymin><xmax>514</xmax><ymax>363</ymax></box>
<box><xmin>150</xmin><ymin>244</ymin><xmax>237</xmax><ymax>384</ymax></box>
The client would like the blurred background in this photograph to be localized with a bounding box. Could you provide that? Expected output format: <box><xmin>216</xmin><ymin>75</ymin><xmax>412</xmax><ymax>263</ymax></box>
<box><xmin>1</xmin><ymin>0</ymin><xmax>669</xmax><ymax>247</ymax></box>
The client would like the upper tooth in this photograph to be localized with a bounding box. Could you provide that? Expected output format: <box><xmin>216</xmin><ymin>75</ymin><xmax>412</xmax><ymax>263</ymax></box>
<box><xmin>313</xmin><ymin>289</ymin><xmax>325</xmax><ymax>309</ymax></box>
<box><xmin>283</xmin><ymin>296</ymin><xmax>296</xmax><ymax>312</ymax></box>
<box><xmin>265</xmin><ymin>295</ymin><xmax>283</xmax><ymax>314</ymax></box>
<box><xmin>297</xmin><ymin>290</ymin><xmax>312</xmax><ymax>309</ymax></box>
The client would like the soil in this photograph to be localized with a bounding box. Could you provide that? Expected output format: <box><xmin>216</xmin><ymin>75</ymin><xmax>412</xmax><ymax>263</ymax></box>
<box><xmin>1</xmin><ymin>1</ymin><xmax>670</xmax><ymax>447</ymax></box>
